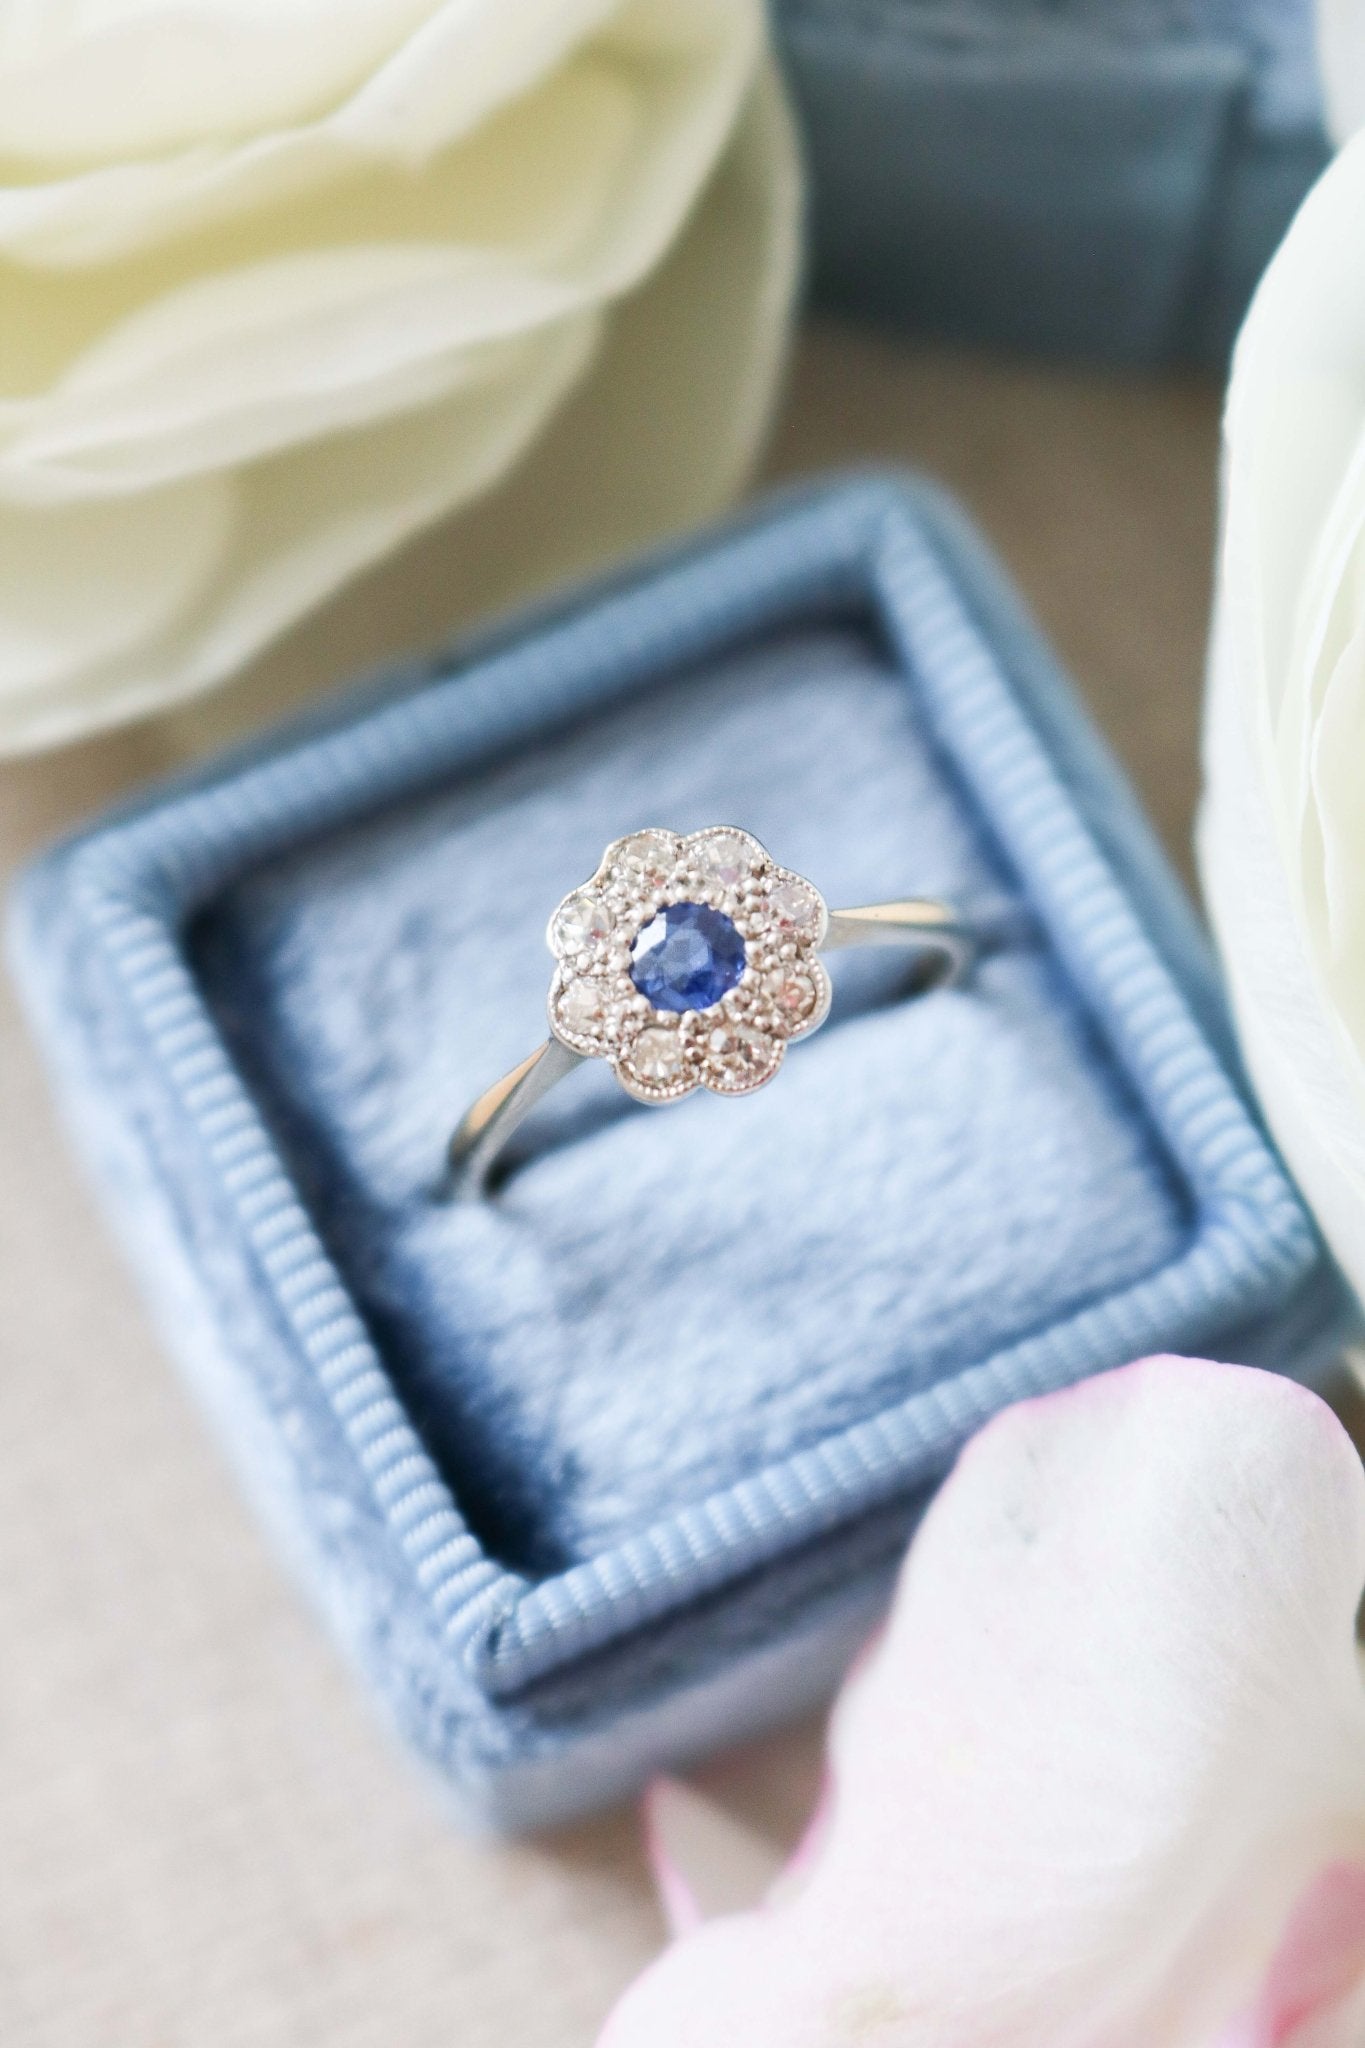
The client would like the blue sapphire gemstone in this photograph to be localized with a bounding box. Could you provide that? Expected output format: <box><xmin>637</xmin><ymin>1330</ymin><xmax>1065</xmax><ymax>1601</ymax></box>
<box><xmin>631</xmin><ymin>901</ymin><xmax>746</xmax><ymax>1013</ymax></box>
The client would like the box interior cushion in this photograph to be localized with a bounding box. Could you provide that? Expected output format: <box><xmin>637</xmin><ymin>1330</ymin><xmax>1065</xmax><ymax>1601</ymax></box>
<box><xmin>192</xmin><ymin>623</ymin><xmax>1189</xmax><ymax>1579</ymax></box>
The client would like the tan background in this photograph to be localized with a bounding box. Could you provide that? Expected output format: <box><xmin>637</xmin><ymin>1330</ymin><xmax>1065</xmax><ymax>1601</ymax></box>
<box><xmin>0</xmin><ymin>323</ymin><xmax>1223</xmax><ymax>2047</ymax></box>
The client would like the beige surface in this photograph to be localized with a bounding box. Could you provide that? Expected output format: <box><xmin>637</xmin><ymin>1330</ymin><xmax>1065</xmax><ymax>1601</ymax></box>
<box><xmin>0</xmin><ymin>322</ymin><xmax>1223</xmax><ymax>2047</ymax></box>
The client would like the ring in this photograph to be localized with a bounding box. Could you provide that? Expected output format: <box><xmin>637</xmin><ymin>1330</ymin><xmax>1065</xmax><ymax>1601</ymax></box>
<box><xmin>444</xmin><ymin>826</ymin><xmax>979</xmax><ymax>1199</ymax></box>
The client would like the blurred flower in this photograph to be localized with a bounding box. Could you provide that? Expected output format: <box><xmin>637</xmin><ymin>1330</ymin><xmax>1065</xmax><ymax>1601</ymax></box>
<box><xmin>1318</xmin><ymin>0</ymin><xmax>1365</xmax><ymax>144</ymax></box>
<box><xmin>0</xmin><ymin>0</ymin><xmax>798</xmax><ymax>753</ymax></box>
<box><xmin>1201</xmin><ymin>126</ymin><xmax>1365</xmax><ymax>1304</ymax></box>
<box><xmin>603</xmin><ymin>1358</ymin><xmax>1365</xmax><ymax>2047</ymax></box>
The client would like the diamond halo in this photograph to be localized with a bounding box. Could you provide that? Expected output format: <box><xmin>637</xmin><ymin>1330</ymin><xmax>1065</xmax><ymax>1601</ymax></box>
<box><xmin>546</xmin><ymin>827</ymin><xmax>832</xmax><ymax>1104</ymax></box>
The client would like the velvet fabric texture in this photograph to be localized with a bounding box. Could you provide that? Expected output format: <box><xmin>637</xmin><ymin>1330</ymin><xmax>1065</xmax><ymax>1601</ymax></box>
<box><xmin>9</xmin><ymin>477</ymin><xmax>1352</xmax><ymax>1827</ymax></box>
<box><xmin>778</xmin><ymin>0</ymin><xmax>1328</xmax><ymax>365</ymax></box>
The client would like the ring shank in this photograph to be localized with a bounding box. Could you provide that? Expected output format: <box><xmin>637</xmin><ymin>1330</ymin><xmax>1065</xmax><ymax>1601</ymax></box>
<box><xmin>821</xmin><ymin>900</ymin><xmax>976</xmax><ymax>977</ymax></box>
<box><xmin>444</xmin><ymin>897</ymin><xmax>975</xmax><ymax>1200</ymax></box>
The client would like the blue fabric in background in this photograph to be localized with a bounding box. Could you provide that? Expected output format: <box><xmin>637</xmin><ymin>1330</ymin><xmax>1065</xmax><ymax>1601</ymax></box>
<box><xmin>777</xmin><ymin>0</ymin><xmax>1328</xmax><ymax>363</ymax></box>
<box><xmin>8</xmin><ymin>478</ymin><xmax>1353</xmax><ymax>1827</ymax></box>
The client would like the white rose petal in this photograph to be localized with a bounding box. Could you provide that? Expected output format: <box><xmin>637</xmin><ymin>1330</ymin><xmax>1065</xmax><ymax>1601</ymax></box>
<box><xmin>1318</xmin><ymin>0</ymin><xmax>1365</xmax><ymax>146</ymax></box>
<box><xmin>0</xmin><ymin>0</ymin><xmax>796</xmax><ymax>752</ymax></box>
<box><xmin>2</xmin><ymin>312</ymin><xmax>598</xmax><ymax>747</ymax></box>
<box><xmin>0</xmin><ymin>0</ymin><xmax>626</xmax><ymax>267</ymax></box>
<box><xmin>0</xmin><ymin>477</ymin><xmax>232</xmax><ymax>701</ymax></box>
<box><xmin>1202</xmin><ymin>124</ymin><xmax>1365</xmax><ymax>1298</ymax></box>
<box><xmin>0</xmin><ymin>0</ymin><xmax>614</xmax><ymax>165</ymax></box>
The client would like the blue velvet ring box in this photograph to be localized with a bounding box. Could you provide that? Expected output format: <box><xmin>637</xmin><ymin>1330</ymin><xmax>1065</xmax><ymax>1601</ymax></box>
<box><xmin>9</xmin><ymin>476</ymin><xmax>1350</xmax><ymax>1829</ymax></box>
<box><xmin>777</xmin><ymin>0</ymin><xmax>1329</xmax><ymax>365</ymax></box>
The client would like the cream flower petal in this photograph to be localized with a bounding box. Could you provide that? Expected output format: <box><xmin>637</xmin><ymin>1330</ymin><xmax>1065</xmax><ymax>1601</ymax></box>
<box><xmin>1311</xmin><ymin>618</ymin><xmax>1365</xmax><ymax>980</ymax></box>
<box><xmin>0</xmin><ymin>5</ymin><xmax>795</xmax><ymax>753</ymax></box>
<box><xmin>0</xmin><ymin>252</ymin><xmax>586</xmax><ymax>495</ymax></box>
<box><xmin>0</xmin><ymin>310</ymin><xmax>598</xmax><ymax>751</ymax></box>
<box><xmin>0</xmin><ymin>3</ymin><xmax>611</xmax><ymax>269</ymax></box>
<box><xmin>0</xmin><ymin>476</ymin><xmax>231</xmax><ymax>701</ymax></box>
<box><xmin>392</xmin><ymin>65</ymin><xmax>798</xmax><ymax>620</ymax></box>
<box><xmin>0</xmin><ymin>0</ymin><xmax>749</xmax><ymax>269</ymax></box>
<box><xmin>0</xmin><ymin>14</ymin><xmax>759</xmax><ymax>489</ymax></box>
<box><xmin>1201</xmin><ymin>127</ymin><xmax>1365</xmax><ymax>1298</ymax></box>
<box><xmin>89</xmin><ymin>69</ymin><xmax>796</xmax><ymax>761</ymax></box>
<box><xmin>0</xmin><ymin>0</ymin><xmax>606</xmax><ymax>164</ymax></box>
<box><xmin>601</xmin><ymin>1359</ymin><xmax>1365</xmax><ymax>2048</ymax></box>
<box><xmin>0</xmin><ymin>59</ymin><xmax>644</xmax><ymax>420</ymax></box>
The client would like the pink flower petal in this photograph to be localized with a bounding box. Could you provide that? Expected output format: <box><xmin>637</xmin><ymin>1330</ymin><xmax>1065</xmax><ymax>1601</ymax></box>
<box><xmin>600</xmin><ymin>1359</ymin><xmax>1365</xmax><ymax>2047</ymax></box>
<box><xmin>1217</xmin><ymin>1861</ymin><xmax>1365</xmax><ymax>2048</ymax></box>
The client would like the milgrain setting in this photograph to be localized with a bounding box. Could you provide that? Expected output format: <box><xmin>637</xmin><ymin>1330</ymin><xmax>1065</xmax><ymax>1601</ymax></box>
<box><xmin>444</xmin><ymin>823</ymin><xmax>979</xmax><ymax>1199</ymax></box>
<box><xmin>548</xmin><ymin>826</ymin><xmax>831</xmax><ymax>1104</ymax></box>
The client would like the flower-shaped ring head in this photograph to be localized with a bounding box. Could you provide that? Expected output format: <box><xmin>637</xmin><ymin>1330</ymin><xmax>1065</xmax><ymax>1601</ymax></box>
<box><xmin>546</xmin><ymin>828</ymin><xmax>832</xmax><ymax>1103</ymax></box>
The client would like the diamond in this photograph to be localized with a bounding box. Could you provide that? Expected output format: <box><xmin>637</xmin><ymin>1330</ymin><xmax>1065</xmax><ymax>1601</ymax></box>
<box><xmin>694</xmin><ymin>831</ymin><xmax>754</xmax><ymax>888</ymax></box>
<box><xmin>557</xmin><ymin>979</ymin><xmax>610</xmax><ymax>1034</ymax></box>
<box><xmin>707</xmin><ymin>1022</ymin><xmax>771</xmax><ymax>1078</ymax></box>
<box><xmin>630</xmin><ymin>1025</ymin><xmax>684</xmax><ymax>1084</ymax></box>
<box><xmin>768</xmin><ymin>878</ymin><xmax>822</xmax><ymax>937</ymax></box>
<box><xmin>767</xmin><ymin>968</ymin><xmax>817</xmax><ymax>1022</ymax></box>
<box><xmin>631</xmin><ymin>902</ymin><xmax>746</xmax><ymax>1013</ymax></box>
<box><xmin>616</xmin><ymin>830</ymin><xmax>676</xmax><ymax>880</ymax></box>
<box><xmin>552</xmin><ymin>894</ymin><xmax>612</xmax><ymax>954</ymax></box>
